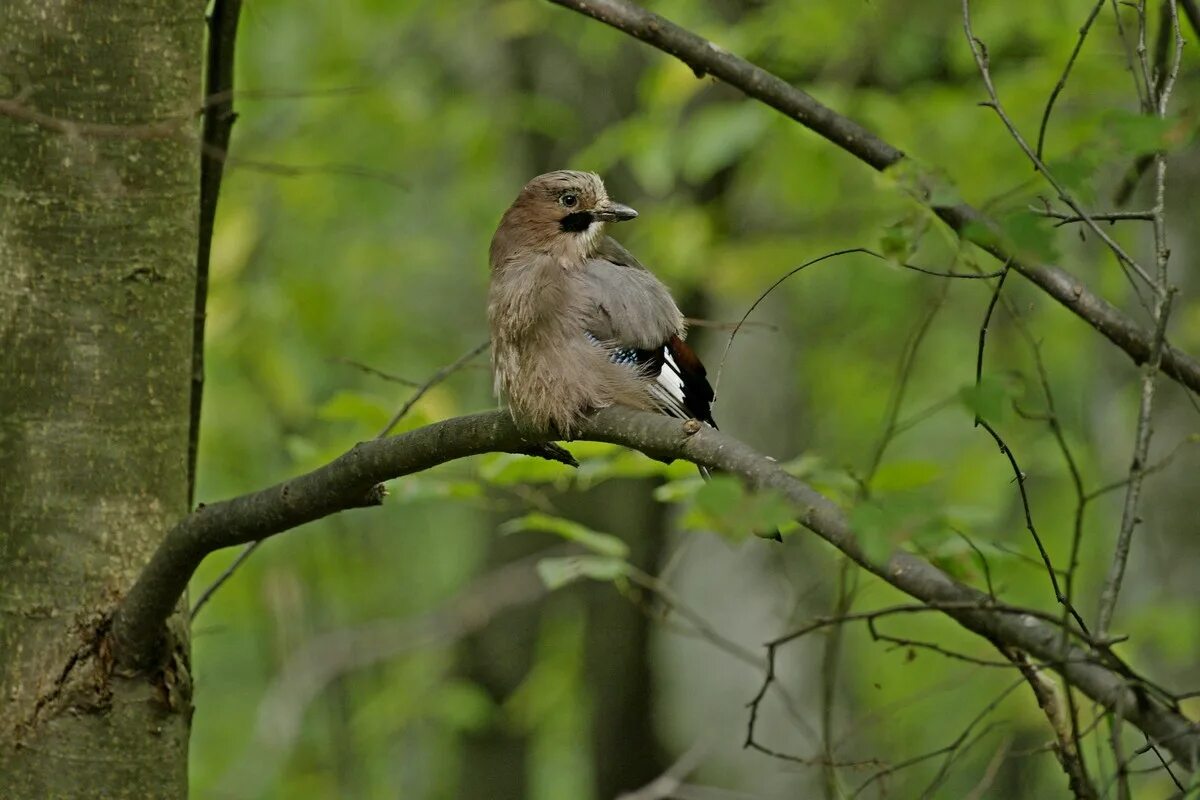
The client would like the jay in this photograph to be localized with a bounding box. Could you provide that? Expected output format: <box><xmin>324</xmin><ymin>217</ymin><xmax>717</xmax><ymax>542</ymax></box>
<box><xmin>488</xmin><ymin>170</ymin><xmax>716</xmax><ymax>439</ymax></box>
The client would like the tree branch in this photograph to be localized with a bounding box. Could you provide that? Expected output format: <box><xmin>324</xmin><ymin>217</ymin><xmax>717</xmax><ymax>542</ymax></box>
<box><xmin>543</xmin><ymin>0</ymin><xmax>1200</xmax><ymax>396</ymax></box>
<box><xmin>109</xmin><ymin>407</ymin><xmax>1200</xmax><ymax>769</ymax></box>
<box><xmin>191</xmin><ymin>0</ymin><xmax>243</xmax><ymax>503</ymax></box>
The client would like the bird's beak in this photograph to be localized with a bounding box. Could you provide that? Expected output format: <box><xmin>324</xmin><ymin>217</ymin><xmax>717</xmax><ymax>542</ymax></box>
<box><xmin>593</xmin><ymin>201</ymin><xmax>638</xmax><ymax>222</ymax></box>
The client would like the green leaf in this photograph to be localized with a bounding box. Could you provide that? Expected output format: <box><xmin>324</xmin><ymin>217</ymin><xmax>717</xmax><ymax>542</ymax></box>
<box><xmin>535</xmin><ymin>555</ymin><xmax>629</xmax><ymax>590</ymax></box>
<box><xmin>926</xmin><ymin>175</ymin><xmax>963</xmax><ymax>208</ymax></box>
<box><xmin>748</xmin><ymin>489</ymin><xmax>798</xmax><ymax>533</ymax></box>
<box><xmin>500</xmin><ymin>512</ymin><xmax>629</xmax><ymax>558</ymax></box>
<box><xmin>433</xmin><ymin>680</ymin><xmax>495</xmax><ymax>732</ymax></box>
<box><xmin>1043</xmin><ymin>152</ymin><xmax>1099</xmax><ymax>205</ymax></box>
<box><xmin>388</xmin><ymin>478</ymin><xmax>482</xmax><ymax>503</ymax></box>
<box><xmin>959</xmin><ymin>375</ymin><xmax>1011</xmax><ymax>422</ymax></box>
<box><xmin>479</xmin><ymin>452</ymin><xmax>576</xmax><ymax>485</ymax></box>
<box><xmin>849</xmin><ymin>503</ymin><xmax>895</xmax><ymax>564</ymax></box>
<box><xmin>694</xmin><ymin>475</ymin><xmax>742</xmax><ymax>517</ymax></box>
<box><xmin>998</xmin><ymin>209</ymin><xmax>1058</xmax><ymax>263</ymax></box>
<box><xmin>879</xmin><ymin>158</ymin><xmax>962</xmax><ymax>207</ymax></box>
<box><xmin>652</xmin><ymin>476</ymin><xmax>705</xmax><ymax>503</ymax></box>
<box><xmin>316</xmin><ymin>390</ymin><xmax>392</xmax><ymax>429</ymax></box>
<box><xmin>872</xmin><ymin>460</ymin><xmax>943</xmax><ymax>493</ymax></box>
<box><xmin>680</xmin><ymin>103</ymin><xmax>769</xmax><ymax>182</ymax></box>
<box><xmin>1103</xmin><ymin>110</ymin><xmax>1181</xmax><ymax>155</ymax></box>
<box><xmin>680</xmin><ymin>477</ymin><xmax>793</xmax><ymax>541</ymax></box>
<box><xmin>880</xmin><ymin>217</ymin><xmax>919</xmax><ymax>263</ymax></box>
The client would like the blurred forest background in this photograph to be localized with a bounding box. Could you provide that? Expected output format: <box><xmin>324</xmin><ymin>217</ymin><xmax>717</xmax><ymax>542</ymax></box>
<box><xmin>187</xmin><ymin>0</ymin><xmax>1199</xmax><ymax>797</ymax></box>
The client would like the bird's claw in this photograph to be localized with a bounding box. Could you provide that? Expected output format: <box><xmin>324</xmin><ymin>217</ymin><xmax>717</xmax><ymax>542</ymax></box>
<box><xmin>682</xmin><ymin>419</ymin><xmax>702</xmax><ymax>436</ymax></box>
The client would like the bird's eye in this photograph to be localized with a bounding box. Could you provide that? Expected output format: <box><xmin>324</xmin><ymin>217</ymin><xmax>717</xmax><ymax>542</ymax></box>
<box><xmin>560</xmin><ymin>193</ymin><xmax>578</xmax><ymax>208</ymax></box>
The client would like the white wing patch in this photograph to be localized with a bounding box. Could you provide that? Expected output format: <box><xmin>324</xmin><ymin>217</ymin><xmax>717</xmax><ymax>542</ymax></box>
<box><xmin>649</xmin><ymin>349</ymin><xmax>691</xmax><ymax>419</ymax></box>
<box><xmin>585</xmin><ymin>332</ymin><xmax>696</xmax><ymax>422</ymax></box>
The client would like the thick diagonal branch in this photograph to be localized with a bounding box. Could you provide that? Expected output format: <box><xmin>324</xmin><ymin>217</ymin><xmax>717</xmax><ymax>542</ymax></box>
<box><xmin>111</xmin><ymin>407</ymin><xmax>1199</xmax><ymax>768</ymax></box>
<box><xmin>544</xmin><ymin>0</ymin><xmax>1200</xmax><ymax>395</ymax></box>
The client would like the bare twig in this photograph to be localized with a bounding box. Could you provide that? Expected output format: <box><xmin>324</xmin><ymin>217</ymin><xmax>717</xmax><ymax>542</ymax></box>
<box><xmin>820</xmin><ymin>560</ymin><xmax>857</xmax><ymax>798</ymax></box>
<box><xmin>190</xmin><ymin>540</ymin><xmax>260</xmax><ymax>620</ymax></box>
<box><xmin>852</xmin><ymin>681</ymin><xmax>1023</xmax><ymax>799</ymax></box>
<box><xmin>216</xmin><ymin>553</ymin><xmax>551</xmax><ymax>798</ymax></box>
<box><xmin>1036</xmin><ymin>0</ymin><xmax>1107</xmax><ymax>160</ymax></box>
<box><xmin>1004</xmin><ymin>648</ymin><xmax>1097</xmax><ymax>799</ymax></box>
<box><xmin>865</xmin><ymin>280</ymin><xmax>950</xmax><ymax>487</ymax></box>
<box><xmin>329</xmin><ymin>356</ymin><xmax>422</xmax><ymax>387</ymax></box>
<box><xmin>1108</xmin><ymin>708</ymin><xmax>1132</xmax><ymax>800</ymax></box>
<box><xmin>962</xmin><ymin>0</ymin><xmax>1158</xmax><ymax>300</ymax></box>
<box><xmin>683</xmin><ymin>317</ymin><xmax>778</xmax><ymax>333</ymax></box>
<box><xmin>1095</xmin><ymin>0</ymin><xmax>1183</xmax><ymax>639</ymax></box>
<box><xmin>1111</xmin><ymin>0</ymin><xmax>1152</xmax><ymax>110</ymax></box>
<box><xmin>205</xmin><ymin>144</ymin><xmax>409</xmax><ymax>191</ymax></box>
<box><xmin>544</xmin><ymin>0</ymin><xmax>1200</xmax><ymax>396</ymax></box>
<box><xmin>187</xmin><ymin>339</ymin><xmax>496</xmax><ymax>616</ymax></box>
<box><xmin>716</xmin><ymin>247</ymin><xmax>1001</xmax><ymax>393</ymax></box>
<box><xmin>963</xmin><ymin>738</ymin><xmax>1013</xmax><ymax>800</ymax></box>
<box><xmin>0</xmin><ymin>97</ymin><xmax>192</xmax><ymax>139</ymax></box>
<box><xmin>191</xmin><ymin>0</ymin><xmax>243</xmax><ymax>505</ymax></box>
<box><xmin>972</xmin><ymin>260</ymin><xmax>1089</xmax><ymax>634</ymax></box>
<box><xmin>974</xmin><ymin>260</ymin><xmax>1011</xmax><ymax>428</ymax></box>
<box><xmin>617</xmin><ymin>736</ymin><xmax>712</xmax><ymax>800</ymax></box>
<box><xmin>377</xmin><ymin>340</ymin><xmax>489</xmax><ymax>437</ymax></box>
<box><xmin>1030</xmin><ymin>206</ymin><xmax>1156</xmax><ymax>226</ymax></box>
<box><xmin>1002</xmin><ymin>306</ymin><xmax>1095</xmax><ymax>777</ymax></box>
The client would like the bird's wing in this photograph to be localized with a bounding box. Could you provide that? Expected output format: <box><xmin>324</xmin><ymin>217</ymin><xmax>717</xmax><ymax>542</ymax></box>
<box><xmin>577</xmin><ymin>238</ymin><xmax>715</xmax><ymax>426</ymax></box>
<box><xmin>579</xmin><ymin>237</ymin><xmax>684</xmax><ymax>349</ymax></box>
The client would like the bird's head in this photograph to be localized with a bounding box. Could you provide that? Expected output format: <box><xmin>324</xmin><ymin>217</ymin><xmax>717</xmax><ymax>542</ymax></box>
<box><xmin>491</xmin><ymin>170</ymin><xmax>637</xmax><ymax>268</ymax></box>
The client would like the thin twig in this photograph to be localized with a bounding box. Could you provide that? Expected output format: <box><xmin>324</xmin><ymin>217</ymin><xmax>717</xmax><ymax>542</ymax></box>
<box><xmin>852</xmin><ymin>681</ymin><xmax>1023</xmax><ymax>799</ymax></box>
<box><xmin>190</xmin><ymin>340</ymin><xmax>491</xmax><ymax>617</ymax></box>
<box><xmin>0</xmin><ymin>97</ymin><xmax>192</xmax><ymax>139</ymax></box>
<box><xmin>190</xmin><ymin>0</ymin><xmax>243</xmax><ymax>505</ymax></box>
<box><xmin>1002</xmin><ymin>305</ymin><xmax>1094</xmax><ymax>776</ymax></box>
<box><xmin>974</xmin><ymin>417</ymin><xmax>1089</xmax><ymax>633</ymax></box>
<box><xmin>548</xmin><ymin>0</ymin><xmax>1200</xmax><ymax>396</ymax></box>
<box><xmin>1036</xmin><ymin>0</ymin><xmax>1107</xmax><ymax>160</ymax></box>
<box><xmin>952</xmin><ymin>527</ymin><xmax>996</xmax><ymax>599</ymax></box>
<box><xmin>330</xmin><ymin>357</ymin><xmax>422</xmax><ymax>387</ymax></box>
<box><xmin>684</xmin><ymin>317</ymin><xmax>779</xmax><ymax>333</ymax></box>
<box><xmin>1095</xmin><ymin>0</ymin><xmax>1183</xmax><ymax>639</ymax></box>
<box><xmin>961</xmin><ymin>0</ymin><xmax>1159</xmax><ymax>300</ymax></box>
<box><xmin>716</xmin><ymin>247</ymin><xmax>1002</xmax><ymax>393</ymax></box>
<box><xmin>377</xmin><ymin>340</ymin><xmax>489</xmax><ymax>438</ymax></box>
<box><xmin>190</xmin><ymin>540</ymin><xmax>261</xmax><ymax>620</ymax></box>
<box><xmin>1030</xmin><ymin>206</ymin><xmax>1156</xmax><ymax>226</ymax></box>
<box><xmin>1004</xmin><ymin>648</ymin><xmax>1098</xmax><ymax>798</ymax></box>
<box><xmin>865</xmin><ymin>279</ymin><xmax>950</xmax><ymax>487</ymax></box>
<box><xmin>616</xmin><ymin>737</ymin><xmax>713</xmax><ymax>800</ymax></box>
<box><xmin>206</xmin><ymin>145</ymin><xmax>409</xmax><ymax>191</ymax></box>
<box><xmin>972</xmin><ymin>260</ymin><xmax>1089</xmax><ymax>633</ymax></box>
<box><xmin>215</xmin><ymin>553</ymin><xmax>552</xmax><ymax>797</ymax></box>
<box><xmin>974</xmin><ymin>260</ymin><xmax>1011</xmax><ymax>428</ymax></box>
<box><xmin>1111</xmin><ymin>0</ymin><xmax>1152</xmax><ymax>110</ymax></box>
<box><xmin>821</xmin><ymin>559</ymin><xmax>857</xmax><ymax>798</ymax></box>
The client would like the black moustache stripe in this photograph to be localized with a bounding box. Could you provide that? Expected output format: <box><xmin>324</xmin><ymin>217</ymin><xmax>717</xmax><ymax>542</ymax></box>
<box><xmin>559</xmin><ymin>211</ymin><xmax>594</xmax><ymax>233</ymax></box>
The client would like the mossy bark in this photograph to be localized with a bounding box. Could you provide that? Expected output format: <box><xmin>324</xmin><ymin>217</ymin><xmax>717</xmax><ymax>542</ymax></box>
<box><xmin>0</xmin><ymin>2</ymin><xmax>202</xmax><ymax>797</ymax></box>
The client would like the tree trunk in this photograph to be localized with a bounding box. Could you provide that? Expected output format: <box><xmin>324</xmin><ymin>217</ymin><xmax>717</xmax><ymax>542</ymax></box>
<box><xmin>578</xmin><ymin>480</ymin><xmax>668</xmax><ymax>798</ymax></box>
<box><xmin>0</xmin><ymin>2</ymin><xmax>202</xmax><ymax>797</ymax></box>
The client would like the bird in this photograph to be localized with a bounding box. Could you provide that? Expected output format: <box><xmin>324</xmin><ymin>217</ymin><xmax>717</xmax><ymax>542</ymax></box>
<box><xmin>487</xmin><ymin>170</ymin><xmax>717</xmax><ymax>440</ymax></box>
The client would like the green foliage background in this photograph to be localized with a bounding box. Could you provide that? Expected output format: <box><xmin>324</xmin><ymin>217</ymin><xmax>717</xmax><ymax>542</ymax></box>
<box><xmin>188</xmin><ymin>1</ymin><xmax>1199</xmax><ymax>797</ymax></box>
